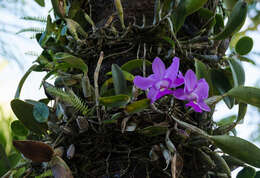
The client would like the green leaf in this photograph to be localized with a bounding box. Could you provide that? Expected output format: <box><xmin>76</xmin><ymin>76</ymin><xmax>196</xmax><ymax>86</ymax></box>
<box><xmin>38</xmin><ymin>15</ymin><xmax>55</xmax><ymax>48</ymax></box>
<box><xmin>195</xmin><ymin>59</ymin><xmax>208</xmax><ymax>80</ymax></box>
<box><xmin>106</xmin><ymin>70</ymin><xmax>135</xmax><ymax>81</ymax></box>
<box><xmin>210</xmin><ymin>135</ymin><xmax>260</xmax><ymax>168</ymax></box>
<box><xmin>198</xmin><ymin>8</ymin><xmax>216</xmax><ymax>28</ymax></box>
<box><xmin>102</xmin><ymin>71</ymin><xmax>134</xmax><ymax>96</ymax></box>
<box><xmin>211</xmin><ymin>69</ymin><xmax>234</xmax><ymax>109</ymax></box>
<box><xmin>217</xmin><ymin>115</ymin><xmax>236</xmax><ymax>126</ymax></box>
<box><xmin>235</xmin><ymin>36</ymin><xmax>254</xmax><ymax>55</ymax></box>
<box><xmin>54</xmin><ymin>52</ymin><xmax>88</xmax><ymax>73</ymax></box>
<box><xmin>237</xmin><ymin>103</ymin><xmax>247</xmax><ymax>124</ymax></box>
<box><xmin>99</xmin><ymin>95</ymin><xmax>130</xmax><ymax>108</ymax></box>
<box><xmin>112</xmin><ymin>64</ymin><xmax>128</xmax><ymax>95</ymax></box>
<box><xmin>121</xmin><ymin>59</ymin><xmax>152</xmax><ymax>73</ymax></box>
<box><xmin>39</xmin><ymin>98</ymin><xmax>50</xmax><ymax>105</ymax></box>
<box><xmin>222</xmin><ymin>155</ymin><xmax>245</xmax><ymax>169</ymax></box>
<box><xmin>230</xmin><ymin>31</ymin><xmax>246</xmax><ymax>49</ymax></box>
<box><xmin>195</xmin><ymin>59</ymin><xmax>213</xmax><ymax>95</ymax></box>
<box><xmin>226</xmin><ymin>87</ymin><xmax>260</xmax><ymax>108</ymax></box>
<box><xmin>255</xmin><ymin>171</ymin><xmax>260</xmax><ymax>178</ymax></box>
<box><xmin>15</xmin><ymin>65</ymin><xmax>38</xmax><ymax>99</ymax></box>
<box><xmin>223</xmin><ymin>0</ymin><xmax>237</xmax><ymax>10</ymax></box>
<box><xmin>171</xmin><ymin>2</ymin><xmax>186</xmax><ymax>32</ymax></box>
<box><xmin>8</xmin><ymin>152</ymin><xmax>21</xmax><ymax>168</ymax></box>
<box><xmin>11</xmin><ymin>99</ymin><xmax>48</xmax><ymax>135</ymax></box>
<box><xmin>125</xmin><ymin>99</ymin><xmax>150</xmax><ymax>114</ymax></box>
<box><xmin>214</xmin><ymin>14</ymin><xmax>224</xmax><ymax>34</ymax></box>
<box><xmin>185</xmin><ymin>0</ymin><xmax>208</xmax><ymax>16</ymax></box>
<box><xmin>34</xmin><ymin>0</ymin><xmax>45</xmax><ymax>7</ymax></box>
<box><xmin>236</xmin><ymin>56</ymin><xmax>256</xmax><ymax>65</ymax></box>
<box><xmin>212</xmin><ymin>0</ymin><xmax>248</xmax><ymax>40</ymax></box>
<box><xmin>35</xmin><ymin>169</ymin><xmax>53</xmax><ymax>178</ymax></box>
<box><xmin>161</xmin><ymin>36</ymin><xmax>175</xmax><ymax>48</ymax></box>
<box><xmin>161</xmin><ymin>0</ymin><xmax>173</xmax><ymax>16</ymax></box>
<box><xmin>33</xmin><ymin>102</ymin><xmax>50</xmax><ymax>123</ymax></box>
<box><xmin>236</xmin><ymin>167</ymin><xmax>256</xmax><ymax>178</ymax></box>
<box><xmin>11</xmin><ymin>120</ymin><xmax>29</xmax><ymax>137</ymax></box>
<box><xmin>0</xmin><ymin>144</ymin><xmax>10</xmax><ymax>176</ymax></box>
<box><xmin>103</xmin><ymin>113</ymin><xmax>122</xmax><ymax>124</ymax></box>
<box><xmin>228</xmin><ymin>58</ymin><xmax>245</xmax><ymax>87</ymax></box>
<box><xmin>138</xmin><ymin>126</ymin><xmax>168</xmax><ymax>137</ymax></box>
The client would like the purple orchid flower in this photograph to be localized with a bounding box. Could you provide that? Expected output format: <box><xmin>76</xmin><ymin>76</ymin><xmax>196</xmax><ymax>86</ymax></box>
<box><xmin>173</xmin><ymin>69</ymin><xmax>210</xmax><ymax>113</ymax></box>
<box><xmin>133</xmin><ymin>57</ymin><xmax>184</xmax><ymax>103</ymax></box>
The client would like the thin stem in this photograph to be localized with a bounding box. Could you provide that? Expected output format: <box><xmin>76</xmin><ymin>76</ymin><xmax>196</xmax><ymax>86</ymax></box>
<box><xmin>94</xmin><ymin>51</ymin><xmax>104</xmax><ymax>125</ymax></box>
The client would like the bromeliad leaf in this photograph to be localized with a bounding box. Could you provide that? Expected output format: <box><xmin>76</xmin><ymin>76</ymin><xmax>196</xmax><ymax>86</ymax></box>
<box><xmin>33</xmin><ymin>102</ymin><xmax>50</xmax><ymax>123</ymax></box>
<box><xmin>210</xmin><ymin>135</ymin><xmax>260</xmax><ymax>168</ymax></box>
<box><xmin>99</xmin><ymin>95</ymin><xmax>130</xmax><ymax>108</ymax></box>
<box><xmin>112</xmin><ymin>64</ymin><xmax>128</xmax><ymax>95</ymax></box>
<box><xmin>11</xmin><ymin>99</ymin><xmax>48</xmax><ymax>135</ymax></box>
<box><xmin>227</xmin><ymin>58</ymin><xmax>245</xmax><ymax>87</ymax></box>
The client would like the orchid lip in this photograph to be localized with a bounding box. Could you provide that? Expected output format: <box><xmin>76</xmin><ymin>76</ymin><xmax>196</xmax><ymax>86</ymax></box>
<box><xmin>153</xmin><ymin>78</ymin><xmax>172</xmax><ymax>90</ymax></box>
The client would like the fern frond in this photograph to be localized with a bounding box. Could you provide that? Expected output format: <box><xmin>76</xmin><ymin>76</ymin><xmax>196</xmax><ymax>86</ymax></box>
<box><xmin>21</xmin><ymin>16</ymin><xmax>47</xmax><ymax>23</ymax></box>
<box><xmin>16</xmin><ymin>27</ymin><xmax>45</xmax><ymax>34</ymax></box>
<box><xmin>45</xmin><ymin>85</ymin><xmax>88</xmax><ymax>115</ymax></box>
<box><xmin>68</xmin><ymin>90</ymin><xmax>89</xmax><ymax>115</ymax></box>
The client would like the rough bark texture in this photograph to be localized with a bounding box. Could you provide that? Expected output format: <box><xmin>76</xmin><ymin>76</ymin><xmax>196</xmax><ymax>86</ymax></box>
<box><xmin>28</xmin><ymin>0</ymin><xmax>229</xmax><ymax>177</ymax></box>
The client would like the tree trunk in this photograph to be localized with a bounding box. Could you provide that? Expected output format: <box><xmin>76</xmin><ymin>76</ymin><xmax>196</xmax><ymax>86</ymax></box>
<box><xmin>15</xmin><ymin>0</ymin><xmax>231</xmax><ymax>177</ymax></box>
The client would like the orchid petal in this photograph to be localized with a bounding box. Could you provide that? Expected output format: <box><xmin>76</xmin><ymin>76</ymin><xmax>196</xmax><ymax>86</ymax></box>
<box><xmin>147</xmin><ymin>87</ymin><xmax>159</xmax><ymax>103</ymax></box>
<box><xmin>165</xmin><ymin>57</ymin><xmax>180</xmax><ymax>81</ymax></box>
<box><xmin>133</xmin><ymin>76</ymin><xmax>155</xmax><ymax>90</ymax></box>
<box><xmin>152</xmin><ymin>57</ymin><xmax>166</xmax><ymax>79</ymax></box>
<box><xmin>156</xmin><ymin>89</ymin><xmax>173</xmax><ymax>101</ymax></box>
<box><xmin>186</xmin><ymin>101</ymin><xmax>202</xmax><ymax>113</ymax></box>
<box><xmin>194</xmin><ymin>79</ymin><xmax>209</xmax><ymax>99</ymax></box>
<box><xmin>173</xmin><ymin>78</ymin><xmax>185</xmax><ymax>87</ymax></box>
<box><xmin>172</xmin><ymin>71</ymin><xmax>185</xmax><ymax>87</ymax></box>
<box><xmin>173</xmin><ymin>88</ymin><xmax>189</xmax><ymax>100</ymax></box>
<box><xmin>184</xmin><ymin>69</ymin><xmax>197</xmax><ymax>93</ymax></box>
<box><xmin>198</xmin><ymin>100</ymin><xmax>211</xmax><ymax>112</ymax></box>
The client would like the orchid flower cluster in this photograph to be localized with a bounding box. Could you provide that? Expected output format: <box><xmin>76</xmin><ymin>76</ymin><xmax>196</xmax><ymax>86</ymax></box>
<box><xmin>133</xmin><ymin>57</ymin><xmax>211</xmax><ymax>113</ymax></box>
